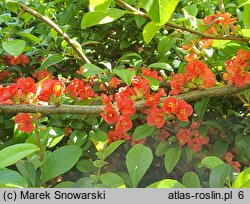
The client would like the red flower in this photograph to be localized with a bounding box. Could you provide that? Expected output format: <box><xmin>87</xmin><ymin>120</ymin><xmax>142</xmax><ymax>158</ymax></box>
<box><xmin>147</xmin><ymin>108</ymin><xmax>165</xmax><ymax>128</ymax></box>
<box><xmin>108</xmin><ymin>130</ymin><xmax>122</xmax><ymax>144</ymax></box>
<box><xmin>176</xmin><ymin>99</ymin><xmax>193</xmax><ymax>122</ymax></box>
<box><xmin>101</xmin><ymin>93</ymin><xmax>113</xmax><ymax>104</ymax></box>
<box><xmin>14</xmin><ymin>113</ymin><xmax>34</xmax><ymax>133</ymax></box>
<box><xmin>109</xmin><ymin>77</ymin><xmax>119</xmax><ymax>88</ymax></box>
<box><xmin>117</xmin><ymin>98</ymin><xmax>135</xmax><ymax>117</ymax></box>
<box><xmin>100</xmin><ymin>103</ymin><xmax>119</xmax><ymax>124</ymax></box>
<box><xmin>52</xmin><ymin>80</ymin><xmax>65</xmax><ymax>96</ymax></box>
<box><xmin>131</xmin><ymin>137</ymin><xmax>146</xmax><ymax>146</ymax></box>
<box><xmin>188</xmin><ymin>136</ymin><xmax>209</xmax><ymax>153</ymax></box>
<box><xmin>18</xmin><ymin>54</ymin><xmax>30</xmax><ymax>66</ymax></box>
<box><xmin>0</xmin><ymin>85</ymin><xmax>17</xmax><ymax>102</ymax></box>
<box><xmin>17</xmin><ymin>77</ymin><xmax>37</xmax><ymax>94</ymax></box>
<box><xmin>228</xmin><ymin>161</ymin><xmax>241</xmax><ymax>173</ymax></box>
<box><xmin>176</xmin><ymin>128</ymin><xmax>192</xmax><ymax>146</ymax></box>
<box><xmin>163</xmin><ymin>97</ymin><xmax>178</xmax><ymax>117</ymax></box>
<box><xmin>223</xmin><ymin>152</ymin><xmax>234</xmax><ymax>163</ymax></box>
<box><xmin>169</xmin><ymin>73</ymin><xmax>186</xmax><ymax>95</ymax></box>
<box><xmin>157</xmin><ymin>129</ymin><xmax>170</xmax><ymax>142</ymax></box>
<box><xmin>115</xmin><ymin>115</ymin><xmax>133</xmax><ymax>133</ymax></box>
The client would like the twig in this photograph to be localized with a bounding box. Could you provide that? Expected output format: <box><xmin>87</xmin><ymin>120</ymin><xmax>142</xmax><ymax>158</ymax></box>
<box><xmin>1</xmin><ymin>83</ymin><xmax>250</xmax><ymax>115</ymax></box>
<box><xmin>19</xmin><ymin>3</ymin><xmax>91</xmax><ymax>64</ymax></box>
<box><xmin>115</xmin><ymin>0</ymin><xmax>250</xmax><ymax>43</ymax></box>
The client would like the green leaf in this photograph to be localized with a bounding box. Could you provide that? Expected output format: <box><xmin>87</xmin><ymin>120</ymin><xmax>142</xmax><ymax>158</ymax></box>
<box><xmin>18</xmin><ymin>32</ymin><xmax>41</xmax><ymax>44</ymax></box>
<box><xmin>76</xmin><ymin>159</ymin><xmax>97</xmax><ymax>173</ymax></box>
<box><xmin>0</xmin><ymin>143</ymin><xmax>39</xmax><ymax>169</ymax></box>
<box><xmin>103</xmin><ymin>140</ymin><xmax>124</xmax><ymax>159</ymax></box>
<box><xmin>89</xmin><ymin>0</ymin><xmax>112</xmax><ymax>11</ymax></box>
<box><xmin>155</xmin><ymin>142</ymin><xmax>169</xmax><ymax>156</ymax></box>
<box><xmin>199</xmin><ymin>156</ymin><xmax>225</xmax><ymax>169</ymax></box>
<box><xmin>243</xmin><ymin>5</ymin><xmax>250</xmax><ymax>28</ymax></box>
<box><xmin>2</xmin><ymin>39</ymin><xmax>26</xmax><ymax>57</ymax></box>
<box><xmin>69</xmin><ymin>130</ymin><xmax>88</xmax><ymax>146</ymax></box>
<box><xmin>54</xmin><ymin>181</ymin><xmax>74</xmax><ymax>188</ymax></box>
<box><xmin>182</xmin><ymin>146</ymin><xmax>193</xmax><ymax>163</ymax></box>
<box><xmin>81</xmin><ymin>9</ymin><xmax>126</xmax><ymax>29</ymax></box>
<box><xmin>147</xmin><ymin>76</ymin><xmax>160</xmax><ymax>90</ymax></box>
<box><xmin>194</xmin><ymin>98</ymin><xmax>210</xmax><ymax>117</ymax></box>
<box><xmin>239</xmin><ymin>0</ymin><xmax>250</xmax><ymax>7</ymax></box>
<box><xmin>232</xmin><ymin>167</ymin><xmax>250</xmax><ymax>188</ymax></box>
<box><xmin>148</xmin><ymin>62</ymin><xmax>173</xmax><ymax>72</ymax></box>
<box><xmin>39</xmin><ymin>54</ymin><xmax>65</xmax><ymax>70</ymax></box>
<box><xmin>143</xmin><ymin>21</ymin><xmax>161</xmax><ymax>44</ymax></box>
<box><xmin>126</xmin><ymin>144</ymin><xmax>153</xmax><ymax>187</ymax></box>
<box><xmin>140</xmin><ymin>0</ymin><xmax>179</xmax><ymax>24</ymax></box>
<box><xmin>157</xmin><ymin>37</ymin><xmax>176</xmax><ymax>59</ymax></box>
<box><xmin>164</xmin><ymin>146</ymin><xmax>182</xmax><ymax>173</ymax></box>
<box><xmin>82</xmin><ymin>63</ymin><xmax>103</xmax><ymax>77</ymax></box>
<box><xmin>132</xmin><ymin>123</ymin><xmax>156</xmax><ymax>141</ymax></box>
<box><xmin>213</xmin><ymin>141</ymin><xmax>228</xmax><ymax>158</ymax></box>
<box><xmin>0</xmin><ymin>169</ymin><xmax>28</xmax><ymax>188</ymax></box>
<box><xmin>113</xmin><ymin>69</ymin><xmax>135</xmax><ymax>86</ymax></box>
<box><xmin>209</xmin><ymin>164</ymin><xmax>232</xmax><ymax>187</ymax></box>
<box><xmin>40</xmin><ymin>145</ymin><xmax>82</xmax><ymax>184</ymax></box>
<box><xmin>74</xmin><ymin>177</ymin><xmax>94</xmax><ymax>188</ymax></box>
<box><xmin>147</xmin><ymin>179</ymin><xmax>185</xmax><ymax>188</ymax></box>
<box><xmin>182</xmin><ymin>171</ymin><xmax>201</xmax><ymax>188</ymax></box>
<box><xmin>16</xmin><ymin>160</ymin><xmax>36</xmax><ymax>187</ymax></box>
<box><xmin>100</xmin><ymin>172</ymin><xmax>126</xmax><ymax>188</ymax></box>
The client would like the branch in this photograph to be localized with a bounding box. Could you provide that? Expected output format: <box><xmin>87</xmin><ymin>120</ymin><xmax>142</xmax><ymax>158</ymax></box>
<box><xmin>115</xmin><ymin>0</ymin><xmax>250</xmax><ymax>43</ymax></box>
<box><xmin>19</xmin><ymin>3</ymin><xmax>91</xmax><ymax>64</ymax></box>
<box><xmin>1</xmin><ymin>83</ymin><xmax>250</xmax><ymax>115</ymax></box>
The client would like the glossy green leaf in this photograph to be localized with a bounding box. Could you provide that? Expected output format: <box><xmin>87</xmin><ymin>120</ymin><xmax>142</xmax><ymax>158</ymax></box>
<box><xmin>213</xmin><ymin>141</ymin><xmax>228</xmax><ymax>158</ymax></box>
<box><xmin>243</xmin><ymin>5</ymin><xmax>250</xmax><ymax>28</ymax></box>
<box><xmin>0</xmin><ymin>169</ymin><xmax>28</xmax><ymax>188</ymax></box>
<box><xmin>199</xmin><ymin>156</ymin><xmax>225</xmax><ymax>169</ymax></box>
<box><xmin>82</xmin><ymin>63</ymin><xmax>103</xmax><ymax>77</ymax></box>
<box><xmin>89</xmin><ymin>0</ymin><xmax>112</xmax><ymax>11</ymax></box>
<box><xmin>232</xmin><ymin>167</ymin><xmax>250</xmax><ymax>188</ymax></box>
<box><xmin>39</xmin><ymin>54</ymin><xmax>65</xmax><ymax>70</ymax></box>
<box><xmin>114</xmin><ymin>69</ymin><xmax>135</xmax><ymax>86</ymax></box>
<box><xmin>157</xmin><ymin>37</ymin><xmax>176</xmax><ymax>59</ymax></box>
<box><xmin>18</xmin><ymin>32</ymin><xmax>41</xmax><ymax>44</ymax></box>
<box><xmin>81</xmin><ymin>9</ymin><xmax>126</xmax><ymax>29</ymax></box>
<box><xmin>194</xmin><ymin>98</ymin><xmax>210</xmax><ymax>117</ymax></box>
<box><xmin>16</xmin><ymin>160</ymin><xmax>36</xmax><ymax>187</ymax></box>
<box><xmin>133</xmin><ymin>123</ymin><xmax>156</xmax><ymax>141</ymax></box>
<box><xmin>156</xmin><ymin>142</ymin><xmax>169</xmax><ymax>156</ymax></box>
<box><xmin>147</xmin><ymin>179</ymin><xmax>185</xmax><ymax>188</ymax></box>
<box><xmin>103</xmin><ymin>140</ymin><xmax>124</xmax><ymax>159</ymax></box>
<box><xmin>143</xmin><ymin>21</ymin><xmax>161</xmax><ymax>44</ymax></box>
<box><xmin>0</xmin><ymin>143</ymin><xmax>39</xmax><ymax>169</ymax></box>
<box><xmin>140</xmin><ymin>0</ymin><xmax>179</xmax><ymax>24</ymax></box>
<box><xmin>148</xmin><ymin>62</ymin><xmax>173</xmax><ymax>72</ymax></box>
<box><xmin>40</xmin><ymin>145</ymin><xmax>82</xmax><ymax>184</ymax></box>
<box><xmin>76</xmin><ymin>159</ymin><xmax>97</xmax><ymax>173</ymax></box>
<box><xmin>164</xmin><ymin>146</ymin><xmax>182</xmax><ymax>173</ymax></box>
<box><xmin>209</xmin><ymin>164</ymin><xmax>232</xmax><ymax>187</ymax></box>
<box><xmin>2</xmin><ymin>39</ymin><xmax>25</xmax><ymax>57</ymax></box>
<box><xmin>182</xmin><ymin>171</ymin><xmax>201</xmax><ymax>188</ymax></box>
<box><xmin>100</xmin><ymin>172</ymin><xmax>126</xmax><ymax>188</ymax></box>
<box><xmin>126</xmin><ymin>144</ymin><xmax>153</xmax><ymax>187</ymax></box>
<box><xmin>74</xmin><ymin>177</ymin><xmax>94</xmax><ymax>188</ymax></box>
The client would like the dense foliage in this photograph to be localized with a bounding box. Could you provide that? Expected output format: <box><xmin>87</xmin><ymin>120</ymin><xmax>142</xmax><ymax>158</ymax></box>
<box><xmin>0</xmin><ymin>0</ymin><xmax>250</xmax><ymax>188</ymax></box>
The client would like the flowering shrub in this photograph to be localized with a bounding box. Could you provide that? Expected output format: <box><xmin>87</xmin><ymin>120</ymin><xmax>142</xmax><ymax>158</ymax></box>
<box><xmin>0</xmin><ymin>0</ymin><xmax>250</xmax><ymax>188</ymax></box>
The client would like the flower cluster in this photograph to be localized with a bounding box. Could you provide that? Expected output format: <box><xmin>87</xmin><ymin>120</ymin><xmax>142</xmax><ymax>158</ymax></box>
<box><xmin>203</xmin><ymin>11</ymin><xmax>237</xmax><ymax>35</ymax></box>
<box><xmin>14</xmin><ymin>113</ymin><xmax>34</xmax><ymax>133</ymax></box>
<box><xmin>169</xmin><ymin>60</ymin><xmax>216</xmax><ymax>95</ymax></box>
<box><xmin>66</xmin><ymin>78</ymin><xmax>97</xmax><ymax>101</ymax></box>
<box><xmin>223</xmin><ymin>152</ymin><xmax>241</xmax><ymax>172</ymax></box>
<box><xmin>1</xmin><ymin>54</ymin><xmax>30</xmax><ymax>66</ymax></box>
<box><xmin>176</xmin><ymin>122</ymin><xmax>209</xmax><ymax>153</ymax></box>
<box><xmin>223</xmin><ymin>49</ymin><xmax>250</xmax><ymax>87</ymax></box>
